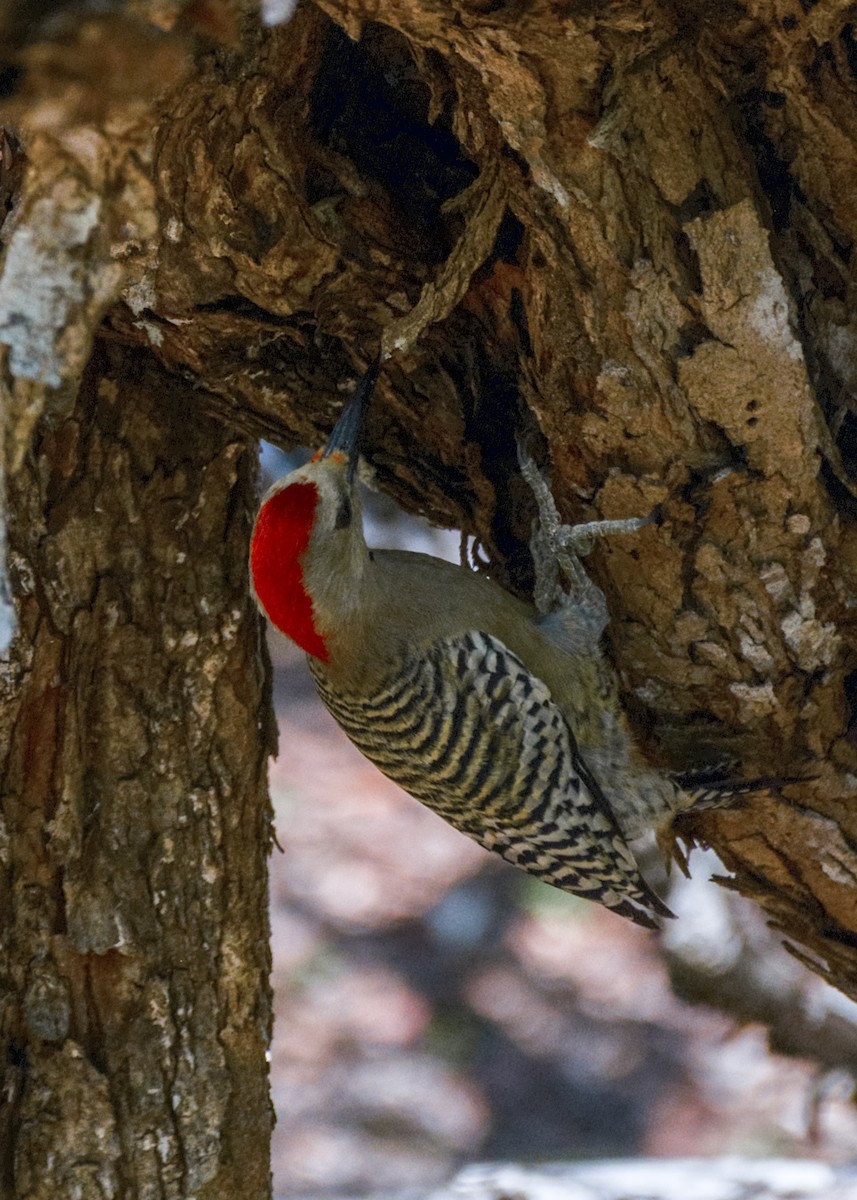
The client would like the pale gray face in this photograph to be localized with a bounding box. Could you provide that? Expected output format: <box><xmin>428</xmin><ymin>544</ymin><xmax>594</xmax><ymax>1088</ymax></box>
<box><xmin>266</xmin><ymin>457</ymin><xmax>370</xmax><ymax>638</ymax></box>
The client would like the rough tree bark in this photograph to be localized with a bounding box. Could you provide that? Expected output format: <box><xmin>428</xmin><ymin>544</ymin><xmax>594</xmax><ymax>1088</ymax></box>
<box><xmin>0</xmin><ymin>348</ymin><xmax>273</xmax><ymax>1197</ymax></box>
<box><xmin>1</xmin><ymin>0</ymin><xmax>857</xmax><ymax>1193</ymax></box>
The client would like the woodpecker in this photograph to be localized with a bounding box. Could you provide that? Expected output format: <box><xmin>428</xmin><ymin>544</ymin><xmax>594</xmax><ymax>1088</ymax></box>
<box><xmin>249</xmin><ymin>365</ymin><xmax>752</xmax><ymax>927</ymax></box>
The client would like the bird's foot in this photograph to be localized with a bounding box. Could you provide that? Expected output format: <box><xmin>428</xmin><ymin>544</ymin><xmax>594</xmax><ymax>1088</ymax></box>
<box><xmin>516</xmin><ymin>436</ymin><xmax>650</xmax><ymax>620</ymax></box>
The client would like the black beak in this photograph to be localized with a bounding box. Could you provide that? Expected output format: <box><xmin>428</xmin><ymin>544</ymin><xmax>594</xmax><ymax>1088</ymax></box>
<box><xmin>323</xmin><ymin>359</ymin><xmax>380</xmax><ymax>484</ymax></box>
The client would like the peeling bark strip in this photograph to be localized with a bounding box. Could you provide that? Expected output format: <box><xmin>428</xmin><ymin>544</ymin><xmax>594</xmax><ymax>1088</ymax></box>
<box><xmin>0</xmin><ymin>349</ymin><xmax>273</xmax><ymax>1197</ymax></box>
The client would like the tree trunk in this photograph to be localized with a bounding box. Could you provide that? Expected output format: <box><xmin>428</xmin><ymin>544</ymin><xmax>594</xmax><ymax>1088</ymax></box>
<box><xmin>0</xmin><ymin>345</ymin><xmax>274</xmax><ymax>1195</ymax></box>
<box><xmin>2</xmin><ymin>0</ymin><xmax>857</xmax><ymax>1190</ymax></box>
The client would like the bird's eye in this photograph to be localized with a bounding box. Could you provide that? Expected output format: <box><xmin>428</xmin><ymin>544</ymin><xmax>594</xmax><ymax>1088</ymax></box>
<box><xmin>334</xmin><ymin>494</ymin><xmax>352</xmax><ymax>529</ymax></box>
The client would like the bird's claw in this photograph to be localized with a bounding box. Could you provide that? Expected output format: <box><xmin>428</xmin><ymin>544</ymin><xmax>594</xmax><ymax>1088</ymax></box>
<box><xmin>516</xmin><ymin>434</ymin><xmax>649</xmax><ymax>619</ymax></box>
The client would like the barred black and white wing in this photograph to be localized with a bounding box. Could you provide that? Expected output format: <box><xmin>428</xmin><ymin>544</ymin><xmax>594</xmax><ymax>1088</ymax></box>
<box><xmin>310</xmin><ymin>630</ymin><xmax>671</xmax><ymax>928</ymax></box>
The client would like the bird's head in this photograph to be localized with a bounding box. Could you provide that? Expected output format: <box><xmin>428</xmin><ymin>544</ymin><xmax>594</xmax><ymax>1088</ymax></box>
<box><xmin>249</xmin><ymin>362</ymin><xmax>378</xmax><ymax>661</ymax></box>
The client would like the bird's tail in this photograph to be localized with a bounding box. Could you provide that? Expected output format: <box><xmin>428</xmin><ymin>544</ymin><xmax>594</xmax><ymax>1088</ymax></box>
<box><xmin>674</xmin><ymin>766</ymin><xmax>813</xmax><ymax>813</ymax></box>
<box><xmin>658</xmin><ymin>766</ymin><xmax>815</xmax><ymax>877</ymax></box>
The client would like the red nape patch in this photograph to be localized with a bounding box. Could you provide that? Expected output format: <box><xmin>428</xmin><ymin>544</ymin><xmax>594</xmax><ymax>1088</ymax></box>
<box><xmin>250</xmin><ymin>481</ymin><xmax>329</xmax><ymax>661</ymax></box>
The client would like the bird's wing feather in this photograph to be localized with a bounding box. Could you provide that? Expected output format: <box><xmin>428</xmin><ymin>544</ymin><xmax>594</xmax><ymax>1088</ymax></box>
<box><xmin>311</xmin><ymin>629</ymin><xmax>671</xmax><ymax>928</ymax></box>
